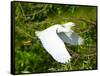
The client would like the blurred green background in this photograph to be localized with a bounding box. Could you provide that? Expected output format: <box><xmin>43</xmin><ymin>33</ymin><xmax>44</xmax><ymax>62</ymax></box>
<box><xmin>13</xmin><ymin>2</ymin><xmax>97</xmax><ymax>74</ymax></box>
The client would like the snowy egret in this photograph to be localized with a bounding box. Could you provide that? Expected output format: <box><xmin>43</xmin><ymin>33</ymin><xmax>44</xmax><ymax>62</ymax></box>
<box><xmin>58</xmin><ymin>22</ymin><xmax>84</xmax><ymax>45</ymax></box>
<box><xmin>35</xmin><ymin>22</ymin><xmax>84</xmax><ymax>63</ymax></box>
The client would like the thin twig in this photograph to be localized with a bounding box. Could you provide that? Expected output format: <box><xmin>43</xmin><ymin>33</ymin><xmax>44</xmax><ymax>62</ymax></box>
<box><xmin>50</xmin><ymin>9</ymin><xmax>64</xmax><ymax>20</ymax></box>
<box><xmin>82</xmin><ymin>53</ymin><xmax>96</xmax><ymax>57</ymax></box>
<box><xmin>65</xmin><ymin>45</ymin><xmax>96</xmax><ymax>65</ymax></box>
<box><xmin>25</xmin><ymin>5</ymin><xmax>48</xmax><ymax>17</ymax></box>
<box><xmin>50</xmin><ymin>9</ymin><xmax>96</xmax><ymax>25</ymax></box>
<box><xmin>16</xmin><ymin>26</ymin><xmax>33</xmax><ymax>39</ymax></box>
<box><xmin>19</xmin><ymin>3</ymin><xmax>27</xmax><ymax>19</ymax></box>
<box><xmin>63</xmin><ymin>17</ymin><xmax>96</xmax><ymax>25</ymax></box>
<box><xmin>65</xmin><ymin>46</ymin><xmax>79</xmax><ymax>58</ymax></box>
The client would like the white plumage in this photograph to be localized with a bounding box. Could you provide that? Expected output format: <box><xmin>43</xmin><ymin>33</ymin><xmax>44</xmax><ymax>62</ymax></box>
<box><xmin>58</xmin><ymin>22</ymin><xmax>84</xmax><ymax>45</ymax></box>
<box><xmin>35</xmin><ymin>22</ymin><xmax>84</xmax><ymax>63</ymax></box>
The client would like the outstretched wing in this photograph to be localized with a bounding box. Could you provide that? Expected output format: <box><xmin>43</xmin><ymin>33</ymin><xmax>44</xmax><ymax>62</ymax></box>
<box><xmin>57</xmin><ymin>30</ymin><xmax>84</xmax><ymax>45</ymax></box>
<box><xmin>35</xmin><ymin>25</ymin><xmax>71</xmax><ymax>63</ymax></box>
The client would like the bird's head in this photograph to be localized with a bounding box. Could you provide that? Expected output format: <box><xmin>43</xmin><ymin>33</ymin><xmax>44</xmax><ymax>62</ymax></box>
<box><xmin>57</xmin><ymin>22</ymin><xmax>75</xmax><ymax>33</ymax></box>
<box><xmin>62</xmin><ymin>22</ymin><xmax>75</xmax><ymax>29</ymax></box>
<box><xmin>57</xmin><ymin>25</ymin><xmax>68</xmax><ymax>33</ymax></box>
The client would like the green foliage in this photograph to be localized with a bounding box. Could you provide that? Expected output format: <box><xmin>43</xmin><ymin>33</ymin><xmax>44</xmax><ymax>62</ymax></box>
<box><xmin>14</xmin><ymin>2</ymin><xmax>97</xmax><ymax>74</ymax></box>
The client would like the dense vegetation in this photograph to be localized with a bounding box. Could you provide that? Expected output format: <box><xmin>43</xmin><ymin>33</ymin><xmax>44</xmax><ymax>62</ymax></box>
<box><xmin>13</xmin><ymin>2</ymin><xmax>97</xmax><ymax>74</ymax></box>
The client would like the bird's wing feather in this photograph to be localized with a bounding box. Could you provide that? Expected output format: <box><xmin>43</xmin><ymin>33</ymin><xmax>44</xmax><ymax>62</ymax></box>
<box><xmin>60</xmin><ymin>22</ymin><xmax>84</xmax><ymax>45</ymax></box>
<box><xmin>58</xmin><ymin>30</ymin><xmax>84</xmax><ymax>45</ymax></box>
<box><xmin>36</xmin><ymin>25</ymin><xmax>71</xmax><ymax>63</ymax></box>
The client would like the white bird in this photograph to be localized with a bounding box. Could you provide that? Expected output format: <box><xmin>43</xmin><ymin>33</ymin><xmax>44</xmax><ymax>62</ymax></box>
<box><xmin>58</xmin><ymin>22</ymin><xmax>84</xmax><ymax>45</ymax></box>
<box><xmin>35</xmin><ymin>22</ymin><xmax>84</xmax><ymax>63</ymax></box>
